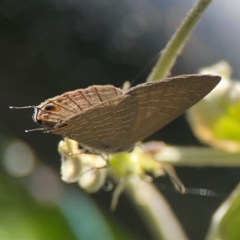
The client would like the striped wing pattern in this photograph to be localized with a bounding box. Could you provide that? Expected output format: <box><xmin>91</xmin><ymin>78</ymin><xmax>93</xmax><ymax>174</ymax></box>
<box><xmin>35</xmin><ymin>85</ymin><xmax>123</xmax><ymax>128</ymax></box>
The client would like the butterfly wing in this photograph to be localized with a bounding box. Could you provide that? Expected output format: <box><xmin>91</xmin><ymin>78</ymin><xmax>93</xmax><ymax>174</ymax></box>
<box><xmin>51</xmin><ymin>95</ymin><xmax>138</xmax><ymax>153</ymax></box>
<box><xmin>121</xmin><ymin>74</ymin><xmax>221</xmax><ymax>150</ymax></box>
<box><xmin>35</xmin><ymin>85</ymin><xmax>124</xmax><ymax>128</ymax></box>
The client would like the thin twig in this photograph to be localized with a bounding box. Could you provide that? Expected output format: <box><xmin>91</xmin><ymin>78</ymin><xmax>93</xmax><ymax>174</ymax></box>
<box><xmin>147</xmin><ymin>0</ymin><xmax>212</xmax><ymax>82</ymax></box>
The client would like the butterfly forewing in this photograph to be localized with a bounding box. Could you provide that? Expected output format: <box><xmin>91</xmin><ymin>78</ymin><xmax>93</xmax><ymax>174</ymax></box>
<box><xmin>35</xmin><ymin>85</ymin><xmax>123</xmax><ymax>129</ymax></box>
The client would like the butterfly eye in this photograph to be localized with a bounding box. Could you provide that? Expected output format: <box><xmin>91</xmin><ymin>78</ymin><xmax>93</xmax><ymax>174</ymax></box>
<box><xmin>44</xmin><ymin>105</ymin><xmax>56</xmax><ymax>111</ymax></box>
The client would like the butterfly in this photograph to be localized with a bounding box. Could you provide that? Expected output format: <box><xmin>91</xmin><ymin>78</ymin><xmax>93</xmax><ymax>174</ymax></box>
<box><xmin>11</xmin><ymin>74</ymin><xmax>220</xmax><ymax>153</ymax></box>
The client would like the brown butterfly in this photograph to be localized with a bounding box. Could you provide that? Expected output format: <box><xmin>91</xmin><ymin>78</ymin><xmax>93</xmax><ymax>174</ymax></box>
<box><xmin>11</xmin><ymin>74</ymin><xmax>220</xmax><ymax>153</ymax></box>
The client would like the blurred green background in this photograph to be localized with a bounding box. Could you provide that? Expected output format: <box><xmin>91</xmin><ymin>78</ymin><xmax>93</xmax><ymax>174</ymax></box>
<box><xmin>1</xmin><ymin>0</ymin><xmax>240</xmax><ymax>239</ymax></box>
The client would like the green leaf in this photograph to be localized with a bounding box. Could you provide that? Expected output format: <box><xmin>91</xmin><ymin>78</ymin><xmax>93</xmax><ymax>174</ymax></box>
<box><xmin>0</xmin><ymin>175</ymin><xmax>77</xmax><ymax>240</ymax></box>
<box><xmin>206</xmin><ymin>184</ymin><xmax>240</xmax><ymax>240</ymax></box>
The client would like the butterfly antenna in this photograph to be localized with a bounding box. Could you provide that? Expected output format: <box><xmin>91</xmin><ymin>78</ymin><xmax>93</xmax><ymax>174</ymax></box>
<box><xmin>25</xmin><ymin>128</ymin><xmax>46</xmax><ymax>133</ymax></box>
<box><xmin>9</xmin><ymin>105</ymin><xmax>35</xmax><ymax>109</ymax></box>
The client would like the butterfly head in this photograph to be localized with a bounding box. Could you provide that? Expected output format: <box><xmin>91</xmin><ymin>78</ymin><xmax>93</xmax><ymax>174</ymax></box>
<box><xmin>33</xmin><ymin>101</ymin><xmax>72</xmax><ymax>132</ymax></box>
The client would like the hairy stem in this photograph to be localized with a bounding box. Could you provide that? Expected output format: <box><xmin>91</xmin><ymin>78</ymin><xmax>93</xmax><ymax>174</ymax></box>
<box><xmin>147</xmin><ymin>0</ymin><xmax>212</xmax><ymax>82</ymax></box>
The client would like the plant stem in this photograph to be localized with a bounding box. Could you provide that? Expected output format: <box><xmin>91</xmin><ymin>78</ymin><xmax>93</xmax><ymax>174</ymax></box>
<box><xmin>127</xmin><ymin>177</ymin><xmax>189</xmax><ymax>240</ymax></box>
<box><xmin>147</xmin><ymin>0</ymin><xmax>212</xmax><ymax>82</ymax></box>
<box><xmin>155</xmin><ymin>146</ymin><xmax>240</xmax><ymax>167</ymax></box>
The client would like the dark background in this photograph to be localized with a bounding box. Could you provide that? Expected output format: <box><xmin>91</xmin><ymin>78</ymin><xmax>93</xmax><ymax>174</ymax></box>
<box><xmin>1</xmin><ymin>0</ymin><xmax>240</xmax><ymax>239</ymax></box>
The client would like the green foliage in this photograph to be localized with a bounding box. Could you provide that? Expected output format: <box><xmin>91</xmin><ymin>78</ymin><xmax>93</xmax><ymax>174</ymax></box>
<box><xmin>206</xmin><ymin>184</ymin><xmax>240</xmax><ymax>240</ymax></box>
<box><xmin>0</xmin><ymin>175</ymin><xmax>77</xmax><ymax>240</ymax></box>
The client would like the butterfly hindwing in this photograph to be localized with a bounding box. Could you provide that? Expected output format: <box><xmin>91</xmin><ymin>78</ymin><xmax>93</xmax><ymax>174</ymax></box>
<box><xmin>122</xmin><ymin>74</ymin><xmax>220</xmax><ymax>150</ymax></box>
